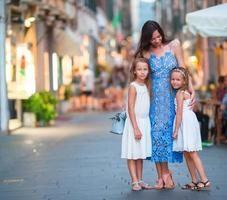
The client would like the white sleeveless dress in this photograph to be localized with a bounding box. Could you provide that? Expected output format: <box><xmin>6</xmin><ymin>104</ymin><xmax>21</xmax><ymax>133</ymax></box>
<box><xmin>121</xmin><ymin>82</ymin><xmax>151</xmax><ymax>159</ymax></box>
<box><xmin>173</xmin><ymin>98</ymin><xmax>202</xmax><ymax>152</ymax></box>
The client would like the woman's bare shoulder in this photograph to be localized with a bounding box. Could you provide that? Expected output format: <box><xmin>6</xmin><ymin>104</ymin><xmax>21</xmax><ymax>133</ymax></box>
<box><xmin>142</xmin><ymin>51</ymin><xmax>151</xmax><ymax>59</ymax></box>
<box><xmin>169</xmin><ymin>39</ymin><xmax>181</xmax><ymax>49</ymax></box>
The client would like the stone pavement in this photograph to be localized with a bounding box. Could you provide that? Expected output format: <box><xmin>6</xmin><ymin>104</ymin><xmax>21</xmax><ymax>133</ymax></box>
<box><xmin>0</xmin><ymin>111</ymin><xmax>226</xmax><ymax>200</ymax></box>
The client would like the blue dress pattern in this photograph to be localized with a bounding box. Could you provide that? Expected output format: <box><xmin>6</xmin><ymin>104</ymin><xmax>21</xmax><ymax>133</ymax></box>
<box><xmin>149</xmin><ymin>51</ymin><xmax>183</xmax><ymax>163</ymax></box>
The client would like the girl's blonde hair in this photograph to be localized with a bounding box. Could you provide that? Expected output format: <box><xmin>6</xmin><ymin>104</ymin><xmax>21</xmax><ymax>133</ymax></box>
<box><xmin>130</xmin><ymin>57</ymin><xmax>151</xmax><ymax>95</ymax></box>
<box><xmin>171</xmin><ymin>67</ymin><xmax>189</xmax><ymax>91</ymax></box>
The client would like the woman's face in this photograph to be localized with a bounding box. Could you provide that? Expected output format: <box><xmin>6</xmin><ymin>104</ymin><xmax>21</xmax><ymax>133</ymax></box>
<box><xmin>150</xmin><ymin>30</ymin><xmax>162</xmax><ymax>47</ymax></box>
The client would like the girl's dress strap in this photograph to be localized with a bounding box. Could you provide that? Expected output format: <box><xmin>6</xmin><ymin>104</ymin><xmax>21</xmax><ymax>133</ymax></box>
<box><xmin>130</xmin><ymin>82</ymin><xmax>137</xmax><ymax>88</ymax></box>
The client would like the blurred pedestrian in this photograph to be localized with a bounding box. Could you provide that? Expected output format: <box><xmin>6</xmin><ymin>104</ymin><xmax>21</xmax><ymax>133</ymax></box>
<box><xmin>80</xmin><ymin>65</ymin><xmax>94</xmax><ymax>111</ymax></box>
<box><xmin>71</xmin><ymin>67</ymin><xmax>81</xmax><ymax>111</ymax></box>
<box><xmin>121</xmin><ymin>58</ymin><xmax>152</xmax><ymax>191</ymax></box>
<box><xmin>110</xmin><ymin>66</ymin><xmax>127</xmax><ymax>109</ymax></box>
<box><xmin>215</xmin><ymin>76</ymin><xmax>225</xmax><ymax>101</ymax></box>
<box><xmin>134</xmin><ymin>20</ymin><xmax>196</xmax><ymax>189</ymax></box>
<box><xmin>171</xmin><ymin>68</ymin><xmax>210</xmax><ymax>191</ymax></box>
<box><xmin>220</xmin><ymin>76</ymin><xmax>227</xmax><ymax>143</ymax></box>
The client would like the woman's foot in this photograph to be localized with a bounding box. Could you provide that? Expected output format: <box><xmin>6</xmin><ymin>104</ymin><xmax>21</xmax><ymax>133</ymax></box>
<box><xmin>162</xmin><ymin>172</ymin><xmax>175</xmax><ymax>189</ymax></box>
<box><xmin>153</xmin><ymin>178</ymin><xmax>164</xmax><ymax>190</ymax></box>
<box><xmin>138</xmin><ymin>180</ymin><xmax>153</xmax><ymax>190</ymax></box>
<box><xmin>131</xmin><ymin>182</ymin><xmax>142</xmax><ymax>191</ymax></box>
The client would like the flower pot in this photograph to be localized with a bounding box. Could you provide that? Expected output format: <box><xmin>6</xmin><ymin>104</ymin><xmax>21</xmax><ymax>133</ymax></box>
<box><xmin>59</xmin><ymin>100</ymin><xmax>70</xmax><ymax>114</ymax></box>
<box><xmin>23</xmin><ymin>112</ymin><xmax>36</xmax><ymax>127</ymax></box>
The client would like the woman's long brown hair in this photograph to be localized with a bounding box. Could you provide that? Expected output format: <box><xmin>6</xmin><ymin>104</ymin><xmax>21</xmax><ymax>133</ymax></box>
<box><xmin>134</xmin><ymin>20</ymin><xmax>170</xmax><ymax>58</ymax></box>
<box><xmin>130</xmin><ymin>57</ymin><xmax>151</xmax><ymax>96</ymax></box>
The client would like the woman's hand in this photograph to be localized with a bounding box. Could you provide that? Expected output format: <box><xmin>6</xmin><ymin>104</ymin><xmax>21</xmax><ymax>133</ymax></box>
<box><xmin>134</xmin><ymin>128</ymin><xmax>142</xmax><ymax>140</ymax></box>
<box><xmin>189</xmin><ymin>90</ymin><xmax>196</xmax><ymax>109</ymax></box>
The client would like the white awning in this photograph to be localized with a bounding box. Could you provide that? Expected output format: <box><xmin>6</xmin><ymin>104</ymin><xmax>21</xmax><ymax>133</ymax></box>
<box><xmin>53</xmin><ymin>28</ymin><xmax>82</xmax><ymax>57</ymax></box>
<box><xmin>186</xmin><ymin>3</ymin><xmax>227</xmax><ymax>37</ymax></box>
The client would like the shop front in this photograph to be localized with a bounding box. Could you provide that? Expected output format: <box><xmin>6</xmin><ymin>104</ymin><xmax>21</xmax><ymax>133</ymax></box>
<box><xmin>6</xmin><ymin>39</ymin><xmax>36</xmax><ymax>130</ymax></box>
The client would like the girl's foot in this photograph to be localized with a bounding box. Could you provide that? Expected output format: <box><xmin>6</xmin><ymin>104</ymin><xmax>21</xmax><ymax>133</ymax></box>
<box><xmin>154</xmin><ymin>178</ymin><xmax>164</xmax><ymax>190</ymax></box>
<box><xmin>131</xmin><ymin>182</ymin><xmax>142</xmax><ymax>191</ymax></box>
<box><xmin>138</xmin><ymin>180</ymin><xmax>153</xmax><ymax>190</ymax></box>
<box><xmin>195</xmin><ymin>180</ymin><xmax>211</xmax><ymax>191</ymax></box>
<box><xmin>181</xmin><ymin>181</ymin><xmax>198</xmax><ymax>190</ymax></box>
<box><xmin>162</xmin><ymin>172</ymin><xmax>175</xmax><ymax>189</ymax></box>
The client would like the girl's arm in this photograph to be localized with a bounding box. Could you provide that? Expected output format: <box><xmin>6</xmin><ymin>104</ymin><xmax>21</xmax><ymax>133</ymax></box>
<box><xmin>173</xmin><ymin>91</ymin><xmax>184</xmax><ymax>139</ymax></box>
<box><xmin>128</xmin><ymin>85</ymin><xmax>142</xmax><ymax>140</ymax></box>
<box><xmin>172</xmin><ymin>39</ymin><xmax>196</xmax><ymax>106</ymax></box>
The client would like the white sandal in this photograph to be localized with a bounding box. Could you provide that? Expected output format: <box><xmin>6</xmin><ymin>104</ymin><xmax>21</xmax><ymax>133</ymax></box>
<box><xmin>131</xmin><ymin>182</ymin><xmax>142</xmax><ymax>191</ymax></box>
<box><xmin>138</xmin><ymin>180</ymin><xmax>153</xmax><ymax>190</ymax></box>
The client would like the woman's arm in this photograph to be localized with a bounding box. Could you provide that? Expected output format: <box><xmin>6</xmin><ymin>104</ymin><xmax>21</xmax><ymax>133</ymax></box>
<box><xmin>128</xmin><ymin>85</ymin><xmax>142</xmax><ymax>140</ymax></box>
<box><xmin>173</xmin><ymin>39</ymin><xmax>196</xmax><ymax>106</ymax></box>
<box><xmin>173</xmin><ymin>91</ymin><xmax>184</xmax><ymax>139</ymax></box>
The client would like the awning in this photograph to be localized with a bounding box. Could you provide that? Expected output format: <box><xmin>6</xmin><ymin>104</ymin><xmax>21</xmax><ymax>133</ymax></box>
<box><xmin>53</xmin><ymin>28</ymin><xmax>82</xmax><ymax>57</ymax></box>
<box><xmin>186</xmin><ymin>3</ymin><xmax>227</xmax><ymax>37</ymax></box>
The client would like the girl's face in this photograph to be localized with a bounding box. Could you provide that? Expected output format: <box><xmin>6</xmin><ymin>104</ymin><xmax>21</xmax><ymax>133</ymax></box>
<box><xmin>171</xmin><ymin>71</ymin><xmax>185</xmax><ymax>90</ymax></box>
<box><xmin>150</xmin><ymin>30</ymin><xmax>162</xmax><ymax>47</ymax></box>
<box><xmin>134</xmin><ymin>62</ymin><xmax>149</xmax><ymax>81</ymax></box>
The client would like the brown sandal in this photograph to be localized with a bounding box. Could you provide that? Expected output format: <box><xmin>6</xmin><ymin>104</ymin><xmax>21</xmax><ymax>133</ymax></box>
<box><xmin>181</xmin><ymin>181</ymin><xmax>198</xmax><ymax>190</ymax></box>
<box><xmin>195</xmin><ymin>180</ymin><xmax>211</xmax><ymax>191</ymax></box>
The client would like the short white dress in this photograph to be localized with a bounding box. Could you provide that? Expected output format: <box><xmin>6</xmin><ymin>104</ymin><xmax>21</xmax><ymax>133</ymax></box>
<box><xmin>121</xmin><ymin>82</ymin><xmax>151</xmax><ymax>160</ymax></box>
<box><xmin>173</xmin><ymin>98</ymin><xmax>202</xmax><ymax>152</ymax></box>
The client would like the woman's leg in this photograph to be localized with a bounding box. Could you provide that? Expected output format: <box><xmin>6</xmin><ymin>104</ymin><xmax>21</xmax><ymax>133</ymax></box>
<box><xmin>161</xmin><ymin>162</ymin><xmax>175</xmax><ymax>188</ymax></box>
<box><xmin>184</xmin><ymin>152</ymin><xmax>197</xmax><ymax>183</ymax></box>
<box><xmin>154</xmin><ymin>162</ymin><xmax>164</xmax><ymax>189</ymax></box>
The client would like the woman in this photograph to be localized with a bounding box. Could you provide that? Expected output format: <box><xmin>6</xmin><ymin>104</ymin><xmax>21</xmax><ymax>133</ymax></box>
<box><xmin>135</xmin><ymin>20</ymin><xmax>195</xmax><ymax>189</ymax></box>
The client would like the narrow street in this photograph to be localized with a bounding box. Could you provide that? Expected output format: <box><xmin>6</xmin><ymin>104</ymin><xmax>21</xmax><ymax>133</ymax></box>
<box><xmin>0</xmin><ymin>111</ymin><xmax>226</xmax><ymax>200</ymax></box>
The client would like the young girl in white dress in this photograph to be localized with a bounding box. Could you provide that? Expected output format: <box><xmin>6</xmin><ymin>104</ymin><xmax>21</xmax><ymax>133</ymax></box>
<box><xmin>170</xmin><ymin>67</ymin><xmax>211</xmax><ymax>191</ymax></box>
<box><xmin>121</xmin><ymin>57</ymin><xmax>152</xmax><ymax>191</ymax></box>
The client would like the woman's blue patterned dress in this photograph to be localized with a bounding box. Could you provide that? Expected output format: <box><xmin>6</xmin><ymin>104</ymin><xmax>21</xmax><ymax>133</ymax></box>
<box><xmin>149</xmin><ymin>51</ymin><xmax>183</xmax><ymax>163</ymax></box>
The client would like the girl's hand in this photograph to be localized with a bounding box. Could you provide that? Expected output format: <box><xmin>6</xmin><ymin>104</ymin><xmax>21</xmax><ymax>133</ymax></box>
<box><xmin>172</xmin><ymin>131</ymin><xmax>178</xmax><ymax>139</ymax></box>
<box><xmin>134</xmin><ymin>128</ymin><xmax>142</xmax><ymax>140</ymax></box>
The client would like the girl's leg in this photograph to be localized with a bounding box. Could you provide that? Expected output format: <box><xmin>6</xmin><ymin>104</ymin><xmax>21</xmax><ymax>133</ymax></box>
<box><xmin>136</xmin><ymin>159</ymin><xmax>153</xmax><ymax>189</ymax></box>
<box><xmin>127</xmin><ymin>159</ymin><xmax>138</xmax><ymax>183</ymax></box>
<box><xmin>135</xmin><ymin>159</ymin><xmax>143</xmax><ymax>181</ymax></box>
<box><xmin>127</xmin><ymin>159</ymin><xmax>141</xmax><ymax>191</ymax></box>
<box><xmin>189</xmin><ymin>152</ymin><xmax>208</xmax><ymax>182</ymax></box>
<box><xmin>184</xmin><ymin>152</ymin><xmax>197</xmax><ymax>183</ymax></box>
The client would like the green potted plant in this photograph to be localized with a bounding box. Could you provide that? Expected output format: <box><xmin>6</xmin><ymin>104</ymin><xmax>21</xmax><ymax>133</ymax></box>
<box><xmin>59</xmin><ymin>84</ymin><xmax>72</xmax><ymax>114</ymax></box>
<box><xmin>23</xmin><ymin>91</ymin><xmax>58</xmax><ymax>127</ymax></box>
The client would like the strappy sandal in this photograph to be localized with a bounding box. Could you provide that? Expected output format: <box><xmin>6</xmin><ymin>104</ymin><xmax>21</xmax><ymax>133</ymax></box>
<box><xmin>181</xmin><ymin>181</ymin><xmax>198</xmax><ymax>190</ymax></box>
<box><xmin>153</xmin><ymin>178</ymin><xmax>164</xmax><ymax>190</ymax></box>
<box><xmin>163</xmin><ymin>173</ymin><xmax>175</xmax><ymax>190</ymax></box>
<box><xmin>195</xmin><ymin>180</ymin><xmax>211</xmax><ymax>191</ymax></box>
<box><xmin>138</xmin><ymin>180</ymin><xmax>153</xmax><ymax>190</ymax></box>
<box><xmin>131</xmin><ymin>182</ymin><xmax>142</xmax><ymax>191</ymax></box>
